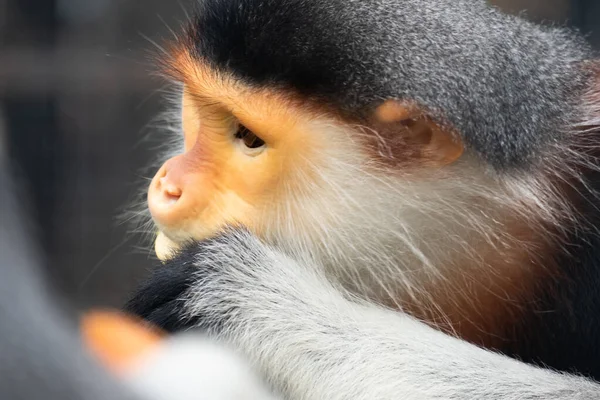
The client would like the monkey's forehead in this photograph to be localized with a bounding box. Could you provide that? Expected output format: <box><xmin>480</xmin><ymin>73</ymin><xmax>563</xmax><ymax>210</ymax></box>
<box><xmin>171</xmin><ymin>0</ymin><xmax>593</xmax><ymax>170</ymax></box>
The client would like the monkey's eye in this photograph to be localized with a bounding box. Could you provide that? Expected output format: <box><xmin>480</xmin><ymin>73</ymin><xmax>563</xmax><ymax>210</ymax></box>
<box><xmin>234</xmin><ymin>124</ymin><xmax>266</xmax><ymax>153</ymax></box>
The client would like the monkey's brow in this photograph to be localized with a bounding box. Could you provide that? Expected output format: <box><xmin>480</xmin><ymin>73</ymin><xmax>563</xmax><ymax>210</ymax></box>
<box><xmin>187</xmin><ymin>92</ymin><xmax>223</xmax><ymax>109</ymax></box>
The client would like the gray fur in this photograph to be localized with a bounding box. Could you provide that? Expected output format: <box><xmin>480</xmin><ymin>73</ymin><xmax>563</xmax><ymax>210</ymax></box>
<box><xmin>190</xmin><ymin>0</ymin><xmax>596</xmax><ymax>169</ymax></box>
<box><xmin>182</xmin><ymin>230</ymin><xmax>600</xmax><ymax>399</ymax></box>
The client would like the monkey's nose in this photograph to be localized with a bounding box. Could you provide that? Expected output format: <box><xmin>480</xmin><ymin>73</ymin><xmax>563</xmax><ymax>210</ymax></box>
<box><xmin>148</xmin><ymin>167</ymin><xmax>186</xmax><ymax>227</ymax></box>
<box><xmin>158</xmin><ymin>176</ymin><xmax>182</xmax><ymax>204</ymax></box>
<box><xmin>147</xmin><ymin>155</ymin><xmax>210</xmax><ymax>231</ymax></box>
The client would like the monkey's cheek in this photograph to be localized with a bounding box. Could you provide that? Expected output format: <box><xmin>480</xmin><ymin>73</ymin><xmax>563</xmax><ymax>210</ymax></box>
<box><xmin>155</xmin><ymin>231</ymin><xmax>181</xmax><ymax>261</ymax></box>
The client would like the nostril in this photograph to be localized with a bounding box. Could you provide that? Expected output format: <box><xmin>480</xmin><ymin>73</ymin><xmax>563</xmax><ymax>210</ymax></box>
<box><xmin>159</xmin><ymin>177</ymin><xmax>182</xmax><ymax>204</ymax></box>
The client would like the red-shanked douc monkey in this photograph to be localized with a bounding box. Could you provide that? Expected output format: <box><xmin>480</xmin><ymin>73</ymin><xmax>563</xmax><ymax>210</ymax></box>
<box><xmin>125</xmin><ymin>0</ymin><xmax>600</xmax><ymax>398</ymax></box>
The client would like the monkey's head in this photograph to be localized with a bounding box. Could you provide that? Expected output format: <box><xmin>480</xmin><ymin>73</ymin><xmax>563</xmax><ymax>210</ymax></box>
<box><xmin>146</xmin><ymin>0</ymin><xmax>597</xmax><ymax>305</ymax></box>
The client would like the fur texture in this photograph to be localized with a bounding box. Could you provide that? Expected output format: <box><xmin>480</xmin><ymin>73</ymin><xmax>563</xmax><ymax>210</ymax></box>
<box><xmin>185</xmin><ymin>0</ymin><xmax>594</xmax><ymax>169</ymax></box>
<box><xmin>126</xmin><ymin>0</ymin><xmax>600</xmax><ymax>398</ymax></box>
<box><xmin>127</xmin><ymin>230</ymin><xmax>600</xmax><ymax>399</ymax></box>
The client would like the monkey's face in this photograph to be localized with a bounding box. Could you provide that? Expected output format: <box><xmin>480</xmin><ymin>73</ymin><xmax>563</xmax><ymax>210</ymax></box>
<box><xmin>147</xmin><ymin>59</ymin><xmax>471</xmax><ymax>263</ymax></box>
<box><xmin>148</xmin><ymin>66</ymin><xmax>339</xmax><ymax>260</ymax></box>
<box><xmin>146</xmin><ymin>53</ymin><xmax>564</xmax><ymax>327</ymax></box>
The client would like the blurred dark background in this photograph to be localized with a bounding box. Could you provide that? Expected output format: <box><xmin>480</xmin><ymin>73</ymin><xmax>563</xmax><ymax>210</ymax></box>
<box><xmin>0</xmin><ymin>0</ymin><xmax>598</xmax><ymax>310</ymax></box>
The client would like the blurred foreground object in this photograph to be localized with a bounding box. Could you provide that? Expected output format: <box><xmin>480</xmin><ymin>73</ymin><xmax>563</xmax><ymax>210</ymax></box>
<box><xmin>81</xmin><ymin>310</ymin><xmax>280</xmax><ymax>400</ymax></box>
<box><xmin>0</xmin><ymin>135</ymin><xmax>135</xmax><ymax>399</ymax></box>
<box><xmin>81</xmin><ymin>311</ymin><xmax>165</xmax><ymax>374</ymax></box>
<box><xmin>0</xmin><ymin>135</ymin><xmax>277</xmax><ymax>399</ymax></box>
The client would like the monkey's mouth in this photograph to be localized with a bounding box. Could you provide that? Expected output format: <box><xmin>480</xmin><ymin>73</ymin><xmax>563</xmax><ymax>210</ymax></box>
<box><xmin>154</xmin><ymin>231</ymin><xmax>182</xmax><ymax>261</ymax></box>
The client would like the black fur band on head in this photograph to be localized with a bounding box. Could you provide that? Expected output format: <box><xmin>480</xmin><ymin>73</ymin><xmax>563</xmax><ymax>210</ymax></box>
<box><xmin>186</xmin><ymin>0</ymin><xmax>595</xmax><ymax>170</ymax></box>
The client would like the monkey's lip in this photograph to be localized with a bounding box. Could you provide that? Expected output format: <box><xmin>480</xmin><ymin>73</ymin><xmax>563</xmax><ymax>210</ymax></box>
<box><xmin>155</xmin><ymin>231</ymin><xmax>181</xmax><ymax>261</ymax></box>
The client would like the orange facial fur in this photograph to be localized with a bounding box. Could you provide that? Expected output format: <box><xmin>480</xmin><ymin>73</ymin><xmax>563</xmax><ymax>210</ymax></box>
<box><xmin>149</xmin><ymin>49</ymin><xmax>468</xmax><ymax>258</ymax></box>
<box><xmin>149</xmin><ymin>54</ymin><xmax>332</xmax><ymax>254</ymax></box>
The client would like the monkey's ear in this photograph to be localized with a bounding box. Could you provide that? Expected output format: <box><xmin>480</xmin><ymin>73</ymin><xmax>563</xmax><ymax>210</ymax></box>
<box><xmin>374</xmin><ymin>100</ymin><xmax>464</xmax><ymax>166</ymax></box>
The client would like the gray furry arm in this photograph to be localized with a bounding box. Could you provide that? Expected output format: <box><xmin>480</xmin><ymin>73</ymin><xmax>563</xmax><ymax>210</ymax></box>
<box><xmin>126</xmin><ymin>230</ymin><xmax>600</xmax><ymax>400</ymax></box>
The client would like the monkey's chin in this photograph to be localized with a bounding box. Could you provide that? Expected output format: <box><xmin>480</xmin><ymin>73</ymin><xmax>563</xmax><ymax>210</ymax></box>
<box><xmin>155</xmin><ymin>231</ymin><xmax>181</xmax><ymax>261</ymax></box>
